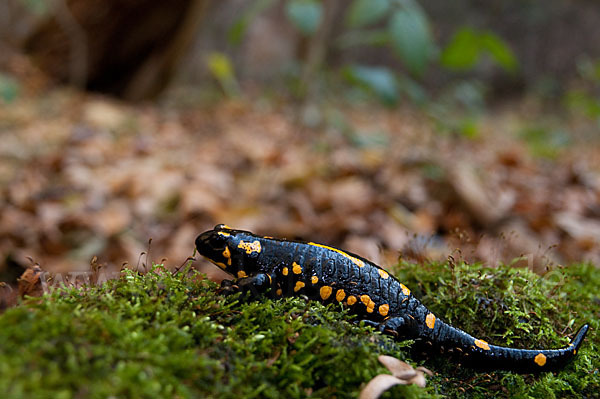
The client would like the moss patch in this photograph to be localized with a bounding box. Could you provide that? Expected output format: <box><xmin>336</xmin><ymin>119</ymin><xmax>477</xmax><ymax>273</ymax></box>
<box><xmin>394</xmin><ymin>261</ymin><xmax>600</xmax><ymax>398</ymax></box>
<box><xmin>0</xmin><ymin>262</ymin><xmax>598</xmax><ymax>398</ymax></box>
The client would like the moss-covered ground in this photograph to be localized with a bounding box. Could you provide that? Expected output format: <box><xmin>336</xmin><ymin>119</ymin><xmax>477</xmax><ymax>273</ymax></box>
<box><xmin>0</xmin><ymin>261</ymin><xmax>598</xmax><ymax>398</ymax></box>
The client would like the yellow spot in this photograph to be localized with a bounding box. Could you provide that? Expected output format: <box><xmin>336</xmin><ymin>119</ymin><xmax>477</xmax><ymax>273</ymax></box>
<box><xmin>400</xmin><ymin>283</ymin><xmax>411</xmax><ymax>296</ymax></box>
<box><xmin>213</xmin><ymin>261</ymin><xmax>227</xmax><ymax>269</ymax></box>
<box><xmin>361</xmin><ymin>295</ymin><xmax>371</xmax><ymax>306</ymax></box>
<box><xmin>474</xmin><ymin>339</ymin><xmax>490</xmax><ymax>351</ymax></box>
<box><xmin>222</xmin><ymin>247</ymin><xmax>232</xmax><ymax>266</ymax></box>
<box><xmin>425</xmin><ymin>313</ymin><xmax>436</xmax><ymax>329</ymax></box>
<box><xmin>237</xmin><ymin>270</ymin><xmax>248</xmax><ymax>278</ymax></box>
<box><xmin>282</xmin><ymin>267</ymin><xmax>288</xmax><ymax>276</ymax></box>
<box><xmin>336</xmin><ymin>289</ymin><xmax>346</xmax><ymax>302</ymax></box>
<box><xmin>320</xmin><ymin>286</ymin><xmax>332</xmax><ymax>300</ymax></box>
<box><xmin>276</xmin><ymin>288</ymin><xmax>282</xmax><ymax>296</ymax></box>
<box><xmin>534</xmin><ymin>353</ymin><xmax>547</xmax><ymax>367</ymax></box>
<box><xmin>221</xmin><ymin>225</ymin><xmax>232</xmax><ymax>229</ymax></box>
<box><xmin>311</xmin><ymin>276</ymin><xmax>318</xmax><ymax>284</ymax></box>
<box><xmin>308</xmin><ymin>242</ymin><xmax>365</xmax><ymax>267</ymax></box>
<box><xmin>378</xmin><ymin>269</ymin><xmax>389</xmax><ymax>279</ymax></box>
<box><xmin>379</xmin><ymin>304</ymin><xmax>390</xmax><ymax>316</ymax></box>
<box><xmin>347</xmin><ymin>296</ymin><xmax>357</xmax><ymax>305</ymax></box>
<box><xmin>292</xmin><ymin>262</ymin><xmax>302</xmax><ymax>274</ymax></box>
<box><xmin>263</xmin><ymin>236</ymin><xmax>273</xmax><ymax>239</ymax></box>
<box><xmin>217</xmin><ymin>231</ymin><xmax>230</xmax><ymax>237</ymax></box>
<box><xmin>574</xmin><ymin>349</ymin><xmax>577</xmax><ymax>355</ymax></box>
<box><xmin>294</xmin><ymin>281</ymin><xmax>305</xmax><ymax>292</ymax></box>
<box><xmin>238</xmin><ymin>240</ymin><xmax>261</xmax><ymax>254</ymax></box>
<box><xmin>361</xmin><ymin>295</ymin><xmax>376</xmax><ymax>313</ymax></box>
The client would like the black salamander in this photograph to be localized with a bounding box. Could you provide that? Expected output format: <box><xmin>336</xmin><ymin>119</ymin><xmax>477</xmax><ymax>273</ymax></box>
<box><xmin>195</xmin><ymin>224</ymin><xmax>589</xmax><ymax>372</ymax></box>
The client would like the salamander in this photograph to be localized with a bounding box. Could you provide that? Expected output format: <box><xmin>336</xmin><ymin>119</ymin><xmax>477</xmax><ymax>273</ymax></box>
<box><xmin>195</xmin><ymin>224</ymin><xmax>589</xmax><ymax>372</ymax></box>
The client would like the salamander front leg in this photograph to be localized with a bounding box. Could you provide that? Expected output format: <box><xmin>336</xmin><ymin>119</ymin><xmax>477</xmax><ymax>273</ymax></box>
<box><xmin>219</xmin><ymin>273</ymin><xmax>276</xmax><ymax>299</ymax></box>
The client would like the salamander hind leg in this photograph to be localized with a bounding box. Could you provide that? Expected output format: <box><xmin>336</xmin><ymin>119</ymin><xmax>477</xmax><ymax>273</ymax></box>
<box><xmin>356</xmin><ymin>316</ymin><xmax>417</xmax><ymax>339</ymax></box>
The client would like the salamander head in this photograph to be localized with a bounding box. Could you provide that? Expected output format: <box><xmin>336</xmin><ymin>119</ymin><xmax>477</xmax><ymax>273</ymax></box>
<box><xmin>195</xmin><ymin>224</ymin><xmax>261</xmax><ymax>277</ymax></box>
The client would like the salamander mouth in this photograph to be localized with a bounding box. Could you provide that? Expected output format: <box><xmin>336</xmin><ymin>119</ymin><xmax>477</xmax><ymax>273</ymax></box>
<box><xmin>195</xmin><ymin>230</ymin><xmax>225</xmax><ymax>256</ymax></box>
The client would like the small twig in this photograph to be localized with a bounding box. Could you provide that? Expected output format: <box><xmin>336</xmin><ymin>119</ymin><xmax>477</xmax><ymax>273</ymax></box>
<box><xmin>136</xmin><ymin>252</ymin><xmax>146</xmax><ymax>272</ymax></box>
<box><xmin>174</xmin><ymin>255</ymin><xmax>196</xmax><ymax>276</ymax></box>
<box><xmin>144</xmin><ymin>238</ymin><xmax>153</xmax><ymax>272</ymax></box>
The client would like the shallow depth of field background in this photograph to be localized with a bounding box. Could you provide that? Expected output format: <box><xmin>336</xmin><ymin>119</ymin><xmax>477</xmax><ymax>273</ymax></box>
<box><xmin>0</xmin><ymin>0</ymin><xmax>599</xmax><ymax>286</ymax></box>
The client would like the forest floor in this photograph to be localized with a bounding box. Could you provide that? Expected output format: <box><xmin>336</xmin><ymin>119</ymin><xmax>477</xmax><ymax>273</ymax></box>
<box><xmin>1</xmin><ymin>87</ymin><xmax>599</xmax><ymax>397</ymax></box>
<box><xmin>1</xmin><ymin>88</ymin><xmax>599</xmax><ymax>285</ymax></box>
<box><xmin>0</xmin><ymin>261</ymin><xmax>598</xmax><ymax>398</ymax></box>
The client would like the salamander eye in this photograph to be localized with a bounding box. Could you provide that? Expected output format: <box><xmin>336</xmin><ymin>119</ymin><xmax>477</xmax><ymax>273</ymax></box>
<box><xmin>196</xmin><ymin>229</ymin><xmax>227</xmax><ymax>254</ymax></box>
<box><xmin>214</xmin><ymin>224</ymin><xmax>231</xmax><ymax>231</ymax></box>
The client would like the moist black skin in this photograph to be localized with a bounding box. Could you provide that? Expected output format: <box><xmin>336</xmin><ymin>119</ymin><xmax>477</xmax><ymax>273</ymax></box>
<box><xmin>196</xmin><ymin>224</ymin><xmax>589</xmax><ymax>373</ymax></box>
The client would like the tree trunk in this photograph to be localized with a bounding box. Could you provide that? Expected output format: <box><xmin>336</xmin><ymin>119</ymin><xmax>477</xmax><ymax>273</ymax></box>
<box><xmin>24</xmin><ymin>0</ymin><xmax>207</xmax><ymax>100</ymax></box>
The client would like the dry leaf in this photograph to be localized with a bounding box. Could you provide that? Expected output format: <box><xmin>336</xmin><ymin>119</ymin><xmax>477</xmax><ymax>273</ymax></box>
<box><xmin>358</xmin><ymin>374</ymin><xmax>405</xmax><ymax>399</ymax></box>
<box><xmin>378</xmin><ymin>355</ymin><xmax>428</xmax><ymax>387</ymax></box>
<box><xmin>1</xmin><ymin>89</ymin><xmax>599</xmax><ymax>278</ymax></box>
<box><xmin>18</xmin><ymin>265</ymin><xmax>44</xmax><ymax>298</ymax></box>
<box><xmin>358</xmin><ymin>355</ymin><xmax>428</xmax><ymax>399</ymax></box>
<box><xmin>446</xmin><ymin>161</ymin><xmax>509</xmax><ymax>225</ymax></box>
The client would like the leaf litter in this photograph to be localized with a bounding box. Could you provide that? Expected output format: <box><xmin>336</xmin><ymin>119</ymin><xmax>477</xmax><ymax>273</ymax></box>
<box><xmin>0</xmin><ymin>89</ymin><xmax>599</xmax><ymax>285</ymax></box>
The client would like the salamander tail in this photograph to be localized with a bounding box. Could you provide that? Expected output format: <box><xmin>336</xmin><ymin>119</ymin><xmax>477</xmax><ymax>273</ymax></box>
<box><xmin>570</xmin><ymin>324</ymin><xmax>589</xmax><ymax>351</ymax></box>
<box><xmin>431</xmin><ymin>320</ymin><xmax>589</xmax><ymax>372</ymax></box>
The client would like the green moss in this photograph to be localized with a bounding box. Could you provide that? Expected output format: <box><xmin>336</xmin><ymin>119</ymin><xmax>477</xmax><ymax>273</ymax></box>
<box><xmin>0</xmin><ymin>267</ymin><xmax>421</xmax><ymax>399</ymax></box>
<box><xmin>0</xmin><ymin>262</ymin><xmax>598</xmax><ymax>398</ymax></box>
<box><xmin>393</xmin><ymin>261</ymin><xmax>600</xmax><ymax>398</ymax></box>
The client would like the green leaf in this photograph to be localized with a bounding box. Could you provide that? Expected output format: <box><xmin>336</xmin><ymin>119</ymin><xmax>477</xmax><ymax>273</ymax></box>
<box><xmin>206</xmin><ymin>53</ymin><xmax>239</xmax><ymax>97</ymax></box>
<box><xmin>440</xmin><ymin>27</ymin><xmax>480</xmax><ymax>70</ymax></box>
<box><xmin>0</xmin><ymin>73</ymin><xmax>19</xmax><ymax>103</ymax></box>
<box><xmin>441</xmin><ymin>27</ymin><xmax>518</xmax><ymax>73</ymax></box>
<box><xmin>388</xmin><ymin>7</ymin><xmax>434</xmax><ymax>75</ymax></box>
<box><xmin>480</xmin><ymin>32</ymin><xmax>518</xmax><ymax>73</ymax></box>
<box><xmin>285</xmin><ymin>0</ymin><xmax>323</xmax><ymax>36</ymax></box>
<box><xmin>345</xmin><ymin>0</ymin><xmax>390</xmax><ymax>28</ymax></box>
<box><xmin>565</xmin><ymin>89</ymin><xmax>600</xmax><ymax>119</ymax></box>
<box><xmin>344</xmin><ymin>65</ymin><xmax>399</xmax><ymax>106</ymax></box>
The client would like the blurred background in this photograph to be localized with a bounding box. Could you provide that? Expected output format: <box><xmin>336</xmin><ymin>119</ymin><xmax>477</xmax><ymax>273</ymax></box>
<box><xmin>0</xmin><ymin>0</ymin><xmax>599</xmax><ymax>286</ymax></box>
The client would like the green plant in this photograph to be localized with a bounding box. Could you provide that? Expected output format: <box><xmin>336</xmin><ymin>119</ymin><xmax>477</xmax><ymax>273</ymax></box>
<box><xmin>519</xmin><ymin>124</ymin><xmax>571</xmax><ymax>159</ymax></box>
<box><xmin>0</xmin><ymin>73</ymin><xmax>20</xmax><ymax>104</ymax></box>
<box><xmin>440</xmin><ymin>27</ymin><xmax>518</xmax><ymax>74</ymax></box>
<box><xmin>227</xmin><ymin>0</ymin><xmax>518</xmax><ymax>110</ymax></box>
<box><xmin>206</xmin><ymin>52</ymin><xmax>240</xmax><ymax>97</ymax></box>
<box><xmin>1</xmin><ymin>262</ymin><xmax>598</xmax><ymax>398</ymax></box>
<box><xmin>565</xmin><ymin>57</ymin><xmax>600</xmax><ymax>125</ymax></box>
<box><xmin>285</xmin><ymin>0</ymin><xmax>323</xmax><ymax>36</ymax></box>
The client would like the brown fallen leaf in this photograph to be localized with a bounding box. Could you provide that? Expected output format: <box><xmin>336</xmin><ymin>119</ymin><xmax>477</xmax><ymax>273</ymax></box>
<box><xmin>17</xmin><ymin>265</ymin><xmax>45</xmax><ymax>298</ymax></box>
<box><xmin>555</xmin><ymin>212</ymin><xmax>600</xmax><ymax>241</ymax></box>
<box><xmin>378</xmin><ymin>355</ymin><xmax>430</xmax><ymax>385</ymax></box>
<box><xmin>359</xmin><ymin>375</ymin><xmax>405</xmax><ymax>399</ymax></box>
<box><xmin>358</xmin><ymin>355</ymin><xmax>428</xmax><ymax>399</ymax></box>
<box><xmin>0</xmin><ymin>281</ymin><xmax>17</xmax><ymax>311</ymax></box>
<box><xmin>446</xmin><ymin>161</ymin><xmax>512</xmax><ymax>226</ymax></box>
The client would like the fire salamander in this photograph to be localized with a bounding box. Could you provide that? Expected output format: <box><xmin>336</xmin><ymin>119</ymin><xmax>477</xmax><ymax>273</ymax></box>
<box><xmin>196</xmin><ymin>224</ymin><xmax>589</xmax><ymax>372</ymax></box>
